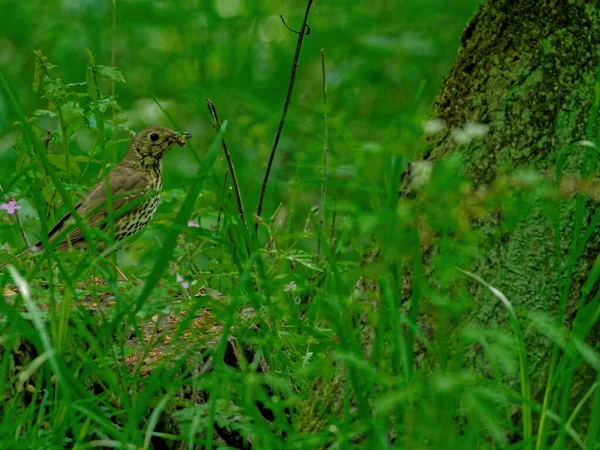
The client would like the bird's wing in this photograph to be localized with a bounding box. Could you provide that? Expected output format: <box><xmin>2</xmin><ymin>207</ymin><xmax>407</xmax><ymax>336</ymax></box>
<box><xmin>39</xmin><ymin>166</ymin><xmax>152</xmax><ymax>251</ymax></box>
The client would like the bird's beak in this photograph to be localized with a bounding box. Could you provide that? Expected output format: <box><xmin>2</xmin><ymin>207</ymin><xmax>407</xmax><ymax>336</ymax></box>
<box><xmin>176</xmin><ymin>132</ymin><xmax>192</xmax><ymax>147</ymax></box>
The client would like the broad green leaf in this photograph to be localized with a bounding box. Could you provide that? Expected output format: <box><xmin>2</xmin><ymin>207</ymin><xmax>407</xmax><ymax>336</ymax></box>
<box><xmin>33</xmin><ymin>109</ymin><xmax>57</xmax><ymax>118</ymax></box>
<box><xmin>61</xmin><ymin>101</ymin><xmax>84</xmax><ymax>124</ymax></box>
<box><xmin>96</xmin><ymin>65</ymin><xmax>125</xmax><ymax>83</ymax></box>
<box><xmin>46</xmin><ymin>154</ymin><xmax>81</xmax><ymax>176</ymax></box>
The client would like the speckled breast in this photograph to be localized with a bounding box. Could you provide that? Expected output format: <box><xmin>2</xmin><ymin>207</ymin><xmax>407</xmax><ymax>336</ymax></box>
<box><xmin>113</xmin><ymin>195</ymin><xmax>160</xmax><ymax>241</ymax></box>
<box><xmin>113</xmin><ymin>169</ymin><xmax>162</xmax><ymax>242</ymax></box>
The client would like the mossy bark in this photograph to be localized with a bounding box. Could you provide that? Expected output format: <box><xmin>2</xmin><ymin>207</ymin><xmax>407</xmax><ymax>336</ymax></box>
<box><xmin>428</xmin><ymin>0</ymin><xmax>600</xmax><ymax>432</ymax></box>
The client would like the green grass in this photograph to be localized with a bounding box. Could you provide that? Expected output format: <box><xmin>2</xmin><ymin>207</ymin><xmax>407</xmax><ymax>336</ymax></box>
<box><xmin>0</xmin><ymin>1</ymin><xmax>599</xmax><ymax>449</ymax></box>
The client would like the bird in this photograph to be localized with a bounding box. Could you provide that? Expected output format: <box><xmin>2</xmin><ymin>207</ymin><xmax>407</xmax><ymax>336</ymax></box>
<box><xmin>5</xmin><ymin>126</ymin><xmax>191</xmax><ymax>277</ymax></box>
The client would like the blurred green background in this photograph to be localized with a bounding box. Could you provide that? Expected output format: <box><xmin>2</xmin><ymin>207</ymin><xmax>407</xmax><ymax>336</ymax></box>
<box><xmin>0</xmin><ymin>0</ymin><xmax>480</xmax><ymax>264</ymax></box>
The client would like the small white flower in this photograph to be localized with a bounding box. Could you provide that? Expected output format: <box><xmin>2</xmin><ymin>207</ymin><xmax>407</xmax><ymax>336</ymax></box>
<box><xmin>284</xmin><ymin>281</ymin><xmax>297</xmax><ymax>292</ymax></box>
<box><xmin>187</xmin><ymin>220</ymin><xmax>200</xmax><ymax>228</ymax></box>
<box><xmin>422</xmin><ymin>118</ymin><xmax>445</xmax><ymax>134</ymax></box>
<box><xmin>452</xmin><ymin>122</ymin><xmax>489</xmax><ymax>145</ymax></box>
<box><xmin>410</xmin><ymin>161</ymin><xmax>433</xmax><ymax>189</ymax></box>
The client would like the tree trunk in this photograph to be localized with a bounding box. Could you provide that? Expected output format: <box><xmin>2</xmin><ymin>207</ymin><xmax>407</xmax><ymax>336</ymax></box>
<box><xmin>427</xmin><ymin>0</ymin><xmax>600</xmax><ymax>435</ymax></box>
<box><xmin>296</xmin><ymin>1</ymin><xmax>600</xmax><ymax>446</ymax></box>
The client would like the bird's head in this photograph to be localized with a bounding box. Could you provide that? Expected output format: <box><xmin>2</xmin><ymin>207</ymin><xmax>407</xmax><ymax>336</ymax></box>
<box><xmin>126</xmin><ymin>126</ymin><xmax>192</xmax><ymax>168</ymax></box>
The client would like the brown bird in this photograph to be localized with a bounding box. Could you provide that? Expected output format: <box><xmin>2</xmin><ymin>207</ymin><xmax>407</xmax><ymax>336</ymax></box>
<box><xmin>14</xmin><ymin>126</ymin><xmax>191</xmax><ymax>270</ymax></box>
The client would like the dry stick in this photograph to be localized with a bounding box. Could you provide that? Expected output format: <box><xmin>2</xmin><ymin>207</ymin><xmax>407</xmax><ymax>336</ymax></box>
<box><xmin>206</xmin><ymin>98</ymin><xmax>247</xmax><ymax>229</ymax></box>
<box><xmin>317</xmin><ymin>48</ymin><xmax>329</xmax><ymax>260</ymax></box>
<box><xmin>255</xmin><ymin>0</ymin><xmax>314</xmax><ymax>231</ymax></box>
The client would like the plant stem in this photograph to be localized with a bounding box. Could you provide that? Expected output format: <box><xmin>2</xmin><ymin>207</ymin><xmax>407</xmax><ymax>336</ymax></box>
<box><xmin>37</xmin><ymin>55</ymin><xmax>71</xmax><ymax>183</ymax></box>
<box><xmin>317</xmin><ymin>48</ymin><xmax>329</xmax><ymax>260</ymax></box>
<box><xmin>206</xmin><ymin>98</ymin><xmax>247</xmax><ymax>229</ymax></box>
<box><xmin>111</xmin><ymin>0</ymin><xmax>117</xmax><ymax>163</ymax></box>
<box><xmin>254</xmin><ymin>0</ymin><xmax>313</xmax><ymax>231</ymax></box>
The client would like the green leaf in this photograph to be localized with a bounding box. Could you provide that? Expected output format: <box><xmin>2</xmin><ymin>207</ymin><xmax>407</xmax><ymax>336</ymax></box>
<box><xmin>85</xmin><ymin>114</ymin><xmax>97</xmax><ymax>129</ymax></box>
<box><xmin>85</xmin><ymin>48</ymin><xmax>95</xmax><ymax>67</ymax></box>
<box><xmin>61</xmin><ymin>101</ymin><xmax>84</xmax><ymax>124</ymax></box>
<box><xmin>284</xmin><ymin>250</ymin><xmax>323</xmax><ymax>272</ymax></box>
<box><xmin>96</xmin><ymin>65</ymin><xmax>125</xmax><ymax>83</ymax></box>
<box><xmin>46</xmin><ymin>154</ymin><xmax>81</xmax><ymax>176</ymax></box>
<box><xmin>43</xmin><ymin>78</ymin><xmax>66</xmax><ymax>103</ymax></box>
<box><xmin>32</xmin><ymin>63</ymin><xmax>43</xmax><ymax>93</ymax></box>
<box><xmin>33</xmin><ymin>109</ymin><xmax>57</xmax><ymax>118</ymax></box>
<box><xmin>98</xmin><ymin>98</ymin><xmax>113</xmax><ymax>113</ymax></box>
<box><xmin>72</xmin><ymin>155</ymin><xmax>99</xmax><ymax>163</ymax></box>
<box><xmin>65</xmin><ymin>81</ymin><xmax>87</xmax><ymax>88</ymax></box>
<box><xmin>32</xmin><ymin>49</ymin><xmax>55</xmax><ymax>93</ymax></box>
<box><xmin>86</xmin><ymin>67</ymin><xmax>97</xmax><ymax>102</ymax></box>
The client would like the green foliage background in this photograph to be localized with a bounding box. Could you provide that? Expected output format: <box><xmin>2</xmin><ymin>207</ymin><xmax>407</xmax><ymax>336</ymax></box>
<box><xmin>0</xmin><ymin>0</ymin><xmax>479</xmax><ymax>261</ymax></box>
<box><xmin>16</xmin><ymin>2</ymin><xmax>597</xmax><ymax>450</ymax></box>
<box><xmin>4</xmin><ymin>1</ymin><xmax>600</xmax><ymax>449</ymax></box>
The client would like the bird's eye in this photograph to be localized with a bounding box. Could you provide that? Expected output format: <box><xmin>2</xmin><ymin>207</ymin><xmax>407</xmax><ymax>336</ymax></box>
<box><xmin>150</xmin><ymin>132</ymin><xmax>160</xmax><ymax>142</ymax></box>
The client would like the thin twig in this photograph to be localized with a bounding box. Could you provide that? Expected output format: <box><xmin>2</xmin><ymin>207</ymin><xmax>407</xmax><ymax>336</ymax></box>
<box><xmin>206</xmin><ymin>98</ymin><xmax>247</xmax><ymax>229</ymax></box>
<box><xmin>0</xmin><ymin>184</ymin><xmax>30</xmax><ymax>248</ymax></box>
<box><xmin>317</xmin><ymin>48</ymin><xmax>329</xmax><ymax>260</ymax></box>
<box><xmin>279</xmin><ymin>15</ymin><xmax>299</xmax><ymax>33</ymax></box>
<box><xmin>255</xmin><ymin>0</ymin><xmax>314</xmax><ymax>231</ymax></box>
<box><xmin>280</xmin><ymin>15</ymin><xmax>311</xmax><ymax>35</ymax></box>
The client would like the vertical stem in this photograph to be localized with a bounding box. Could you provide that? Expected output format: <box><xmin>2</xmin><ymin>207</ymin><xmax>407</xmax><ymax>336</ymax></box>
<box><xmin>87</xmin><ymin>54</ymin><xmax>116</xmax><ymax>274</ymax></box>
<box><xmin>254</xmin><ymin>0</ymin><xmax>313</xmax><ymax>230</ymax></box>
<box><xmin>38</xmin><ymin>58</ymin><xmax>71</xmax><ymax>183</ymax></box>
<box><xmin>329</xmin><ymin>200</ymin><xmax>337</xmax><ymax>252</ymax></box>
<box><xmin>317</xmin><ymin>48</ymin><xmax>329</xmax><ymax>260</ymax></box>
<box><xmin>56</xmin><ymin>102</ymin><xmax>70</xmax><ymax>184</ymax></box>
<box><xmin>46</xmin><ymin>62</ymin><xmax>72</xmax><ymax>185</ymax></box>
<box><xmin>111</xmin><ymin>0</ymin><xmax>117</xmax><ymax>163</ymax></box>
<box><xmin>42</xmin><ymin>131</ymin><xmax>59</xmax><ymax>220</ymax></box>
<box><xmin>206</xmin><ymin>98</ymin><xmax>247</xmax><ymax>229</ymax></box>
<box><xmin>215</xmin><ymin>170</ymin><xmax>229</xmax><ymax>238</ymax></box>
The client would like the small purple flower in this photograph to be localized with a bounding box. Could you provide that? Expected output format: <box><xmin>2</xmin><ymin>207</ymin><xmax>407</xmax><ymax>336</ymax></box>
<box><xmin>0</xmin><ymin>199</ymin><xmax>20</xmax><ymax>215</ymax></box>
<box><xmin>187</xmin><ymin>220</ymin><xmax>200</xmax><ymax>228</ymax></box>
<box><xmin>176</xmin><ymin>273</ymin><xmax>189</xmax><ymax>290</ymax></box>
